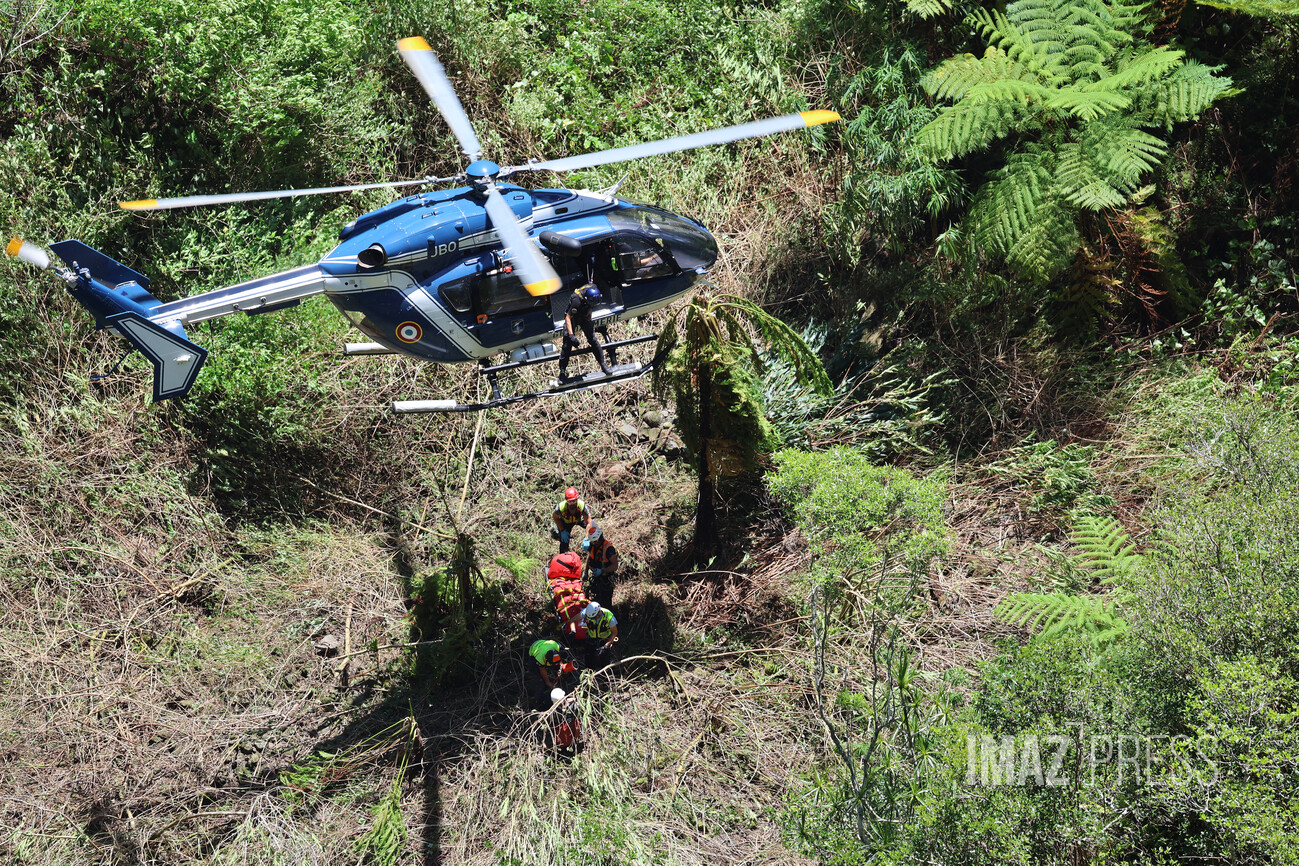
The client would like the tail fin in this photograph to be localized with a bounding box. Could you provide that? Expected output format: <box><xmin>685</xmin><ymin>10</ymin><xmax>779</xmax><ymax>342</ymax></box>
<box><xmin>107</xmin><ymin>312</ymin><xmax>208</xmax><ymax>402</ymax></box>
<box><xmin>49</xmin><ymin>240</ymin><xmax>208</xmax><ymax>401</ymax></box>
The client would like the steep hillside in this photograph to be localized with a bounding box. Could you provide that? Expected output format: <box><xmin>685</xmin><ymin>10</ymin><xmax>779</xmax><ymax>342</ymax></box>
<box><xmin>4</xmin><ymin>0</ymin><xmax>1299</xmax><ymax>864</ymax></box>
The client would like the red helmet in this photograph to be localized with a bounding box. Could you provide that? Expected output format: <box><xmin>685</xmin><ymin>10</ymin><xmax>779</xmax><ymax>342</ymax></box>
<box><xmin>564</xmin><ymin>487</ymin><xmax>579</xmax><ymax>502</ymax></box>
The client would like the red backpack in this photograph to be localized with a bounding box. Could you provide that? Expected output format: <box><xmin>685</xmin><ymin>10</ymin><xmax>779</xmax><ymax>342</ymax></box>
<box><xmin>547</xmin><ymin>552</ymin><xmax>582</xmax><ymax>582</ymax></box>
<box><xmin>547</xmin><ymin>553</ymin><xmax>587</xmax><ymax>628</ymax></box>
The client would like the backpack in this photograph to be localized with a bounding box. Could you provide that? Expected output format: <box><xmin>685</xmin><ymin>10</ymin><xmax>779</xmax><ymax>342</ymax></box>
<box><xmin>547</xmin><ymin>553</ymin><xmax>587</xmax><ymax>628</ymax></box>
<box><xmin>547</xmin><ymin>552</ymin><xmax>582</xmax><ymax>581</ymax></box>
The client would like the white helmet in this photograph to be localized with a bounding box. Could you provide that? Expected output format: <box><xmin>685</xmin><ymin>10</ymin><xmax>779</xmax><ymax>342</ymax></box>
<box><xmin>550</xmin><ymin>687</ymin><xmax>566</xmax><ymax>702</ymax></box>
<box><xmin>583</xmin><ymin>601</ymin><xmax>601</xmax><ymax>619</ymax></box>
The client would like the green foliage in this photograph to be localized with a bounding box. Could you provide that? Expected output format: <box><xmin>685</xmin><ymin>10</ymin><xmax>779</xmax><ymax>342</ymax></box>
<box><xmin>769</xmin><ymin>447</ymin><xmax>947</xmax><ymax>619</ymax></box>
<box><xmin>988</xmin><ymin>438</ymin><xmax>1114</xmax><ymax>516</ymax></box>
<box><xmin>1194</xmin><ymin>0</ymin><xmax>1299</xmax><ymax>15</ymax></box>
<box><xmin>831</xmin><ymin>47</ymin><xmax>963</xmax><ymax>263</ymax></box>
<box><xmin>760</xmin><ymin>328</ymin><xmax>948</xmax><ymax>456</ymax></box>
<box><xmin>353</xmin><ymin>772</ymin><xmax>409</xmax><ymax>866</ymax></box>
<box><xmin>1131</xmin><ymin>402</ymin><xmax>1299</xmax><ymax>677</ymax></box>
<box><xmin>902</xmin><ymin>0</ymin><xmax>956</xmax><ymax>19</ymax></box>
<box><xmin>998</xmin><ymin>588</ymin><xmax>1129</xmax><ymax>643</ymax></box>
<box><xmin>917</xmin><ymin>0</ymin><xmax>1236</xmax><ymax>281</ymax></box>
<box><xmin>775</xmin><ymin>446</ymin><xmax>953</xmax><ymax>862</ymax></box>
<box><xmin>493</xmin><ymin>554</ymin><xmax>538</xmax><ymax>583</ymax></box>
<box><xmin>999</xmin><ymin>514</ymin><xmax>1139</xmax><ymax>646</ymax></box>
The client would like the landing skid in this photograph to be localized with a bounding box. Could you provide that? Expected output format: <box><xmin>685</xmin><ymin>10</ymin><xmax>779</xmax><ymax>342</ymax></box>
<box><xmin>393</xmin><ymin>334</ymin><xmax>658</xmax><ymax>414</ymax></box>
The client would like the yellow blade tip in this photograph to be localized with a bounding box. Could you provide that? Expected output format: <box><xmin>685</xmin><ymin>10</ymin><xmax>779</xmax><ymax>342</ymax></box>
<box><xmin>524</xmin><ymin>277</ymin><xmax>561</xmax><ymax>297</ymax></box>
<box><xmin>120</xmin><ymin>199</ymin><xmax>158</xmax><ymax>210</ymax></box>
<box><xmin>800</xmin><ymin>110</ymin><xmax>841</xmax><ymax>127</ymax></box>
<box><xmin>5</xmin><ymin>237</ymin><xmax>23</xmax><ymax>257</ymax></box>
<box><xmin>398</xmin><ymin>36</ymin><xmax>432</xmax><ymax>52</ymax></box>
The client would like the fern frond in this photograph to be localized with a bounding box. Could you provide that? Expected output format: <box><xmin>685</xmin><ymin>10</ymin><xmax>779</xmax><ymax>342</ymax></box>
<box><xmin>1062</xmin><ymin>42</ymin><xmax>1109</xmax><ymax>81</ymax></box>
<box><xmin>1069</xmin><ymin>514</ymin><xmax>1142</xmax><ymax>581</ymax></box>
<box><xmin>904</xmin><ymin>0</ymin><xmax>954</xmax><ymax>18</ymax></box>
<box><xmin>1059</xmin><ymin>1</ymin><xmax>1134</xmax><ymax>59</ymax></box>
<box><xmin>1106</xmin><ymin>0</ymin><xmax>1155</xmax><ymax>36</ymax></box>
<box><xmin>997</xmin><ymin>590</ymin><xmax>1129</xmax><ymax>644</ymax></box>
<box><xmin>924</xmin><ymin>49</ymin><xmax>1038</xmax><ymax>102</ymax></box>
<box><xmin>973</xmin><ymin>148</ymin><xmax>1056</xmax><ymax>254</ymax></box>
<box><xmin>972</xmin><ymin>7</ymin><xmax>1070</xmax><ymax>80</ymax></box>
<box><xmin>1140</xmin><ymin>60</ymin><xmax>1237</xmax><ymax>126</ymax></box>
<box><xmin>1044</xmin><ymin>86</ymin><xmax>1132</xmax><ymax>120</ymax></box>
<box><xmin>1055</xmin><ymin>244</ymin><xmax>1119</xmax><ymax>331</ymax></box>
<box><xmin>1095</xmin><ymin>124</ymin><xmax>1168</xmax><ymax>184</ymax></box>
<box><xmin>996</xmin><ymin>512</ymin><xmax>1139</xmax><ymax>647</ymax></box>
<box><xmin>1105</xmin><ymin>45</ymin><xmax>1186</xmax><ymax>90</ymax></box>
<box><xmin>916</xmin><ymin>99</ymin><xmax>1027</xmax><ymax>160</ymax></box>
<box><xmin>1005</xmin><ymin>197</ymin><xmax>1080</xmax><ymax>280</ymax></box>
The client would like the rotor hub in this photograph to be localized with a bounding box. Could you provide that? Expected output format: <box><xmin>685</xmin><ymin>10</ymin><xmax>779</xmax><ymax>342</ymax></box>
<box><xmin>465</xmin><ymin>160</ymin><xmax>501</xmax><ymax>180</ymax></box>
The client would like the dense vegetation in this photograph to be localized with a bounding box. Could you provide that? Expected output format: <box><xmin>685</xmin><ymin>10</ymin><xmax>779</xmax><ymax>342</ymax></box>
<box><xmin>2</xmin><ymin>0</ymin><xmax>1298</xmax><ymax>863</ymax></box>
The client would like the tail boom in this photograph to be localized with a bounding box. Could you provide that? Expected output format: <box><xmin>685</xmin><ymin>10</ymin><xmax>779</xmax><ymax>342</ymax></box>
<box><xmin>45</xmin><ymin>240</ymin><xmax>325</xmax><ymax>402</ymax></box>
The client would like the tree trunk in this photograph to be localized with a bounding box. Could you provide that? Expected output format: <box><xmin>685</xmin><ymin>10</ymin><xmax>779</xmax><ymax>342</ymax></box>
<box><xmin>694</xmin><ymin>363</ymin><xmax>716</xmax><ymax>567</ymax></box>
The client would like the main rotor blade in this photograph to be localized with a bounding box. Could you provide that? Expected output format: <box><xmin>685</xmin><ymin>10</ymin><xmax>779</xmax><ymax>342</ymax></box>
<box><xmin>5</xmin><ymin>237</ymin><xmax>50</xmax><ymax>269</ymax></box>
<box><xmin>481</xmin><ymin>185</ymin><xmax>561</xmax><ymax>297</ymax></box>
<box><xmin>120</xmin><ymin>177</ymin><xmax>445</xmax><ymax>211</ymax></box>
<box><xmin>397</xmin><ymin>37</ymin><xmax>482</xmax><ymax>161</ymax></box>
<box><xmin>504</xmin><ymin>110</ymin><xmax>840</xmax><ymax>176</ymax></box>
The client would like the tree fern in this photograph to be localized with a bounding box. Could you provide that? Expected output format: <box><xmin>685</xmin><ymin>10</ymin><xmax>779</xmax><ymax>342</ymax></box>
<box><xmin>996</xmin><ymin>514</ymin><xmax>1140</xmax><ymax>647</ymax></box>
<box><xmin>918</xmin><ymin>0</ymin><xmax>1234</xmax><ymax>283</ymax></box>
<box><xmin>1055</xmin><ymin>244</ymin><xmax>1119</xmax><ymax>335</ymax></box>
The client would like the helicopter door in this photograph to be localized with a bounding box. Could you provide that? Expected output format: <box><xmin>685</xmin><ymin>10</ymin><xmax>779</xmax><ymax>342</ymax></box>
<box><xmin>474</xmin><ymin>268</ymin><xmax>548</xmax><ymax>319</ymax></box>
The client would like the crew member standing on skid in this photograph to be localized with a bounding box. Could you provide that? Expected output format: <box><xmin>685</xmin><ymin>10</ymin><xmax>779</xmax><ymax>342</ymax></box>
<box><xmin>558</xmin><ymin>283</ymin><xmax>611</xmax><ymax>382</ymax></box>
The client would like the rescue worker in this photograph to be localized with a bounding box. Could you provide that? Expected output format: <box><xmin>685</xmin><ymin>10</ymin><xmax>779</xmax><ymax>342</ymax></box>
<box><xmin>527</xmin><ymin>637</ymin><xmax>576</xmax><ymax>711</ymax></box>
<box><xmin>579</xmin><ymin>601</ymin><xmax>619</xmax><ymax>669</ymax></box>
<box><xmin>552</xmin><ymin>487</ymin><xmax>593</xmax><ymax>553</ymax></box>
<box><xmin>558</xmin><ymin>282</ymin><xmax>611</xmax><ymax>382</ymax></box>
<box><xmin>581</xmin><ymin>524</ymin><xmax>619</xmax><ymax>611</ymax></box>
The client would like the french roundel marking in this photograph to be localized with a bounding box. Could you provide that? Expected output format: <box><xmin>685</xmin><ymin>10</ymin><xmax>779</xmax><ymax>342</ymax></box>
<box><xmin>396</xmin><ymin>321</ymin><xmax>423</xmax><ymax>343</ymax></box>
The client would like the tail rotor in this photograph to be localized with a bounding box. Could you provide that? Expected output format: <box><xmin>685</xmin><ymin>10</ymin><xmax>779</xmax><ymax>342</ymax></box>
<box><xmin>6</xmin><ymin>237</ymin><xmax>54</xmax><ymax>271</ymax></box>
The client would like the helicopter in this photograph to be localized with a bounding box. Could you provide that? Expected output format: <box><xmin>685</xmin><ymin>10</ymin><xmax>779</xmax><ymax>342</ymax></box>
<box><xmin>6</xmin><ymin>37</ymin><xmax>839</xmax><ymax>413</ymax></box>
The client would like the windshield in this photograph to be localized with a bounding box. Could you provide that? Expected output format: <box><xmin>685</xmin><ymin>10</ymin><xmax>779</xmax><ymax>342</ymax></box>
<box><xmin>607</xmin><ymin>207</ymin><xmax>717</xmax><ymax>270</ymax></box>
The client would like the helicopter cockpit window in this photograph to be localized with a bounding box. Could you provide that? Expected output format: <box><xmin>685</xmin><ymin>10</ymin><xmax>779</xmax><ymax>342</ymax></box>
<box><xmin>478</xmin><ymin>269</ymin><xmax>548</xmax><ymax>317</ymax></box>
<box><xmin>607</xmin><ymin>206</ymin><xmax>719</xmax><ymax>271</ymax></box>
<box><xmin>613</xmin><ymin>236</ymin><xmax>675</xmax><ymax>282</ymax></box>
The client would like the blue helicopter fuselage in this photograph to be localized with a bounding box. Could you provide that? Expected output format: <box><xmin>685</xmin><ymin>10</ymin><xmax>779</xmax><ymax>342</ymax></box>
<box><xmin>315</xmin><ymin>184</ymin><xmax>716</xmax><ymax>363</ymax></box>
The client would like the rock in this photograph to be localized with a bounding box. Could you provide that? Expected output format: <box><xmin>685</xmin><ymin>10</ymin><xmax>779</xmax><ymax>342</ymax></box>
<box><xmin>642</xmin><ymin>410</ymin><xmax>665</xmax><ymax>428</ymax></box>
<box><xmin>314</xmin><ymin>635</ymin><xmax>340</xmax><ymax>656</ymax></box>
<box><xmin>597</xmin><ymin>460</ymin><xmax>633</xmax><ymax>484</ymax></box>
<box><xmin>616</xmin><ymin>423</ymin><xmax>640</xmax><ymax>440</ymax></box>
<box><xmin>660</xmin><ymin>434</ymin><xmax>686</xmax><ymax>459</ymax></box>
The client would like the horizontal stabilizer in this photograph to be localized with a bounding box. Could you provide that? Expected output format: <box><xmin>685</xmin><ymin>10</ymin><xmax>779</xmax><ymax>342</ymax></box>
<box><xmin>107</xmin><ymin>312</ymin><xmax>208</xmax><ymax>401</ymax></box>
<box><xmin>51</xmin><ymin>240</ymin><xmax>151</xmax><ymax>290</ymax></box>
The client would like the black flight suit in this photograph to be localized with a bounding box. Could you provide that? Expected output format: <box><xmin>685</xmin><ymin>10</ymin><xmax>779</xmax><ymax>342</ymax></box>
<box><xmin>559</xmin><ymin>286</ymin><xmax>610</xmax><ymax>379</ymax></box>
